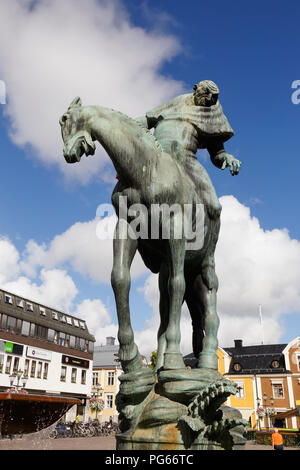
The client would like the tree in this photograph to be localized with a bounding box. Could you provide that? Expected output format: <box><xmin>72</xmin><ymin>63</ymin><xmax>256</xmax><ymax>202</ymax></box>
<box><xmin>150</xmin><ymin>350</ymin><xmax>157</xmax><ymax>370</ymax></box>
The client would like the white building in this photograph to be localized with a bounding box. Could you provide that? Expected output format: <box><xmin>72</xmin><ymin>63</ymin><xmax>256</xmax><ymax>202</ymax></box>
<box><xmin>0</xmin><ymin>289</ymin><xmax>95</xmax><ymax>422</ymax></box>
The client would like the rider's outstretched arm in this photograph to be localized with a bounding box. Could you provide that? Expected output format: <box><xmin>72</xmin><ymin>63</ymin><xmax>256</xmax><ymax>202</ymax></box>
<box><xmin>207</xmin><ymin>140</ymin><xmax>241</xmax><ymax>176</ymax></box>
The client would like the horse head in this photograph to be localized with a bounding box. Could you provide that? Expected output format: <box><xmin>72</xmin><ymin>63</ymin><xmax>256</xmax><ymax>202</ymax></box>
<box><xmin>60</xmin><ymin>97</ymin><xmax>96</xmax><ymax>163</ymax></box>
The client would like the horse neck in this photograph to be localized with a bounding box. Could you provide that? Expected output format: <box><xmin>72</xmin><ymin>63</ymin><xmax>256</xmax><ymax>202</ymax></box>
<box><xmin>88</xmin><ymin>106</ymin><xmax>159</xmax><ymax>188</ymax></box>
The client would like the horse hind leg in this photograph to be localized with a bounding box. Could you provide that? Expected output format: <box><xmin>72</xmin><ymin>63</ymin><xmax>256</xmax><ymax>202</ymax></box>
<box><xmin>156</xmin><ymin>262</ymin><xmax>170</xmax><ymax>372</ymax></box>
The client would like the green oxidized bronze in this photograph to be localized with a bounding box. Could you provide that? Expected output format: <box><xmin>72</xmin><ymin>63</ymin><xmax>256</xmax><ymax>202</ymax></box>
<box><xmin>60</xmin><ymin>81</ymin><xmax>246</xmax><ymax>450</ymax></box>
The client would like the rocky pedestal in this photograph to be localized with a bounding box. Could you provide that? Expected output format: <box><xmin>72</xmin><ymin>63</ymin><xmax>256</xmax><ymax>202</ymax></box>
<box><xmin>115</xmin><ymin>367</ymin><xmax>247</xmax><ymax>451</ymax></box>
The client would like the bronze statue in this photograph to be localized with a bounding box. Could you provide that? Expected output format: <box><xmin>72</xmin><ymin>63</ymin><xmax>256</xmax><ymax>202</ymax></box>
<box><xmin>60</xmin><ymin>82</ymin><xmax>246</xmax><ymax>450</ymax></box>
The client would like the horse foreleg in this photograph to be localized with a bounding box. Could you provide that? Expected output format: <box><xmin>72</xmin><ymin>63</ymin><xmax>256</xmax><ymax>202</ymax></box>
<box><xmin>164</xmin><ymin>237</ymin><xmax>186</xmax><ymax>370</ymax></box>
<box><xmin>111</xmin><ymin>219</ymin><xmax>141</xmax><ymax>373</ymax></box>
<box><xmin>193</xmin><ymin>273</ymin><xmax>220</xmax><ymax>370</ymax></box>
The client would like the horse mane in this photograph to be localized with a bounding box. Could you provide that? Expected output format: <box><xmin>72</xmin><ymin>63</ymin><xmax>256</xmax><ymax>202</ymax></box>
<box><xmin>106</xmin><ymin>107</ymin><xmax>163</xmax><ymax>155</ymax></box>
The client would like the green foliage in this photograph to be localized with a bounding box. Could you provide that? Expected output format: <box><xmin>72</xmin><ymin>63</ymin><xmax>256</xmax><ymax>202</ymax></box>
<box><xmin>149</xmin><ymin>350</ymin><xmax>157</xmax><ymax>370</ymax></box>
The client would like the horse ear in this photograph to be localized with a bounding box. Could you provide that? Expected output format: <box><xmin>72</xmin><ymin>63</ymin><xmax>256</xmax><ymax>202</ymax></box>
<box><xmin>69</xmin><ymin>96</ymin><xmax>82</xmax><ymax>109</ymax></box>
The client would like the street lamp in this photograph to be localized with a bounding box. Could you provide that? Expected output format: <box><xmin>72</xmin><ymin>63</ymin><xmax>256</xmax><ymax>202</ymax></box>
<box><xmin>8</xmin><ymin>369</ymin><xmax>28</xmax><ymax>393</ymax></box>
<box><xmin>263</xmin><ymin>393</ymin><xmax>274</xmax><ymax>431</ymax></box>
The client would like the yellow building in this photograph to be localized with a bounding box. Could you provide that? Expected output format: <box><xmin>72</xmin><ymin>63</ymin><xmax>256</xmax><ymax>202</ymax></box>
<box><xmin>89</xmin><ymin>337</ymin><xmax>122</xmax><ymax>423</ymax></box>
<box><xmin>186</xmin><ymin>338</ymin><xmax>300</xmax><ymax>429</ymax></box>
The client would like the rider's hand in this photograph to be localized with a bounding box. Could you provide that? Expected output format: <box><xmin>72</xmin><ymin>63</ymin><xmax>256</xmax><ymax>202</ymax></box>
<box><xmin>221</xmin><ymin>153</ymin><xmax>242</xmax><ymax>175</ymax></box>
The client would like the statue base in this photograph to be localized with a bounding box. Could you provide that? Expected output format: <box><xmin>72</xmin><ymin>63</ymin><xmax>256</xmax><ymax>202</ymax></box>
<box><xmin>116</xmin><ymin>371</ymin><xmax>247</xmax><ymax>451</ymax></box>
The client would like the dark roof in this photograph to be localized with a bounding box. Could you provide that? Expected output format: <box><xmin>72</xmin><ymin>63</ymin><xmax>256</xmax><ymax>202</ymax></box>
<box><xmin>183</xmin><ymin>341</ymin><xmax>291</xmax><ymax>375</ymax></box>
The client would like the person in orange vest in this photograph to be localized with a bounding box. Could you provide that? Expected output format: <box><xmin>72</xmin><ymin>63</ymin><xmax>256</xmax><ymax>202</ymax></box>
<box><xmin>272</xmin><ymin>428</ymin><xmax>284</xmax><ymax>450</ymax></box>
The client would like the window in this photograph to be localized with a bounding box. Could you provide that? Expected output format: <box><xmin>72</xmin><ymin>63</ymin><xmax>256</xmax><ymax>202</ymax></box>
<box><xmin>43</xmin><ymin>363</ymin><xmax>49</xmax><ymax>380</ymax></box>
<box><xmin>37</xmin><ymin>362</ymin><xmax>43</xmax><ymax>379</ymax></box>
<box><xmin>69</xmin><ymin>336</ymin><xmax>76</xmax><ymax>348</ymax></box>
<box><xmin>29</xmin><ymin>323</ymin><xmax>35</xmax><ymax>337</ymax></box>
<box><xmin>1</xmin><ymin>314</ymin><xmax>7</xmax><ymax>330</ymax></box>
<box><xmin>235</xmin><ymin>381</ymin><xmax>245</xmax><ymax>399</ymax></box>
<box><xmin>26</xmin><ymin>302</ymin><xmax>33</xmax><ymax>312</ymax></box>
<box><xmin>5</xmin><ymin>294</ymin><xmax>12</xmax><ymax>304</ymax></box>
<box><xmin>59</xmin><ymin>314</ymin><xmax>66</xmax><ymax>323</ymax></box>
<box><xmin>88</xmin><ymin>342</ymin><xmax>94</xmax><ymax>354</ymax></box>
<box><xmin>5</xmin><ymin>356</ymin><xmax>12</xmax><ymax>374</ymax></box>
<box><xmin>93</xmin><ymin>372</ymin><xmax>99</xmax><ymax>386</ymax></box>
<box><xmin>107</xmin><ymin>371</ymin><xmax>115</xmax><ymax>387</ymax></box>
<box><xmin>73</xmin><ymin>319</ymin><xmax>79</xmax><ymax>327</ymax></box>
<box><xmin>0</xmin><ymin>354</ymin><xmax>4</xmax><ymax>373</ymax></box>
<box><xmin>30</xmin><ymin>361</ymin><xmax>36</xmax><ymax>378</ymax></box>
<box><xmin>297</xmin><ymin>355</ymin><xmax>300</xmax><ymax>372</ymax></box>
<box><xmin>71</xmin><ymin>368</ymin><xmax>77</xmax><ymax>383</ymax></box>
<box><xmin>66</xmin><ymin>317</ymin><xmax>72</xmax><ymax>325</ymax></box>
<box><xmin>16</xmin><ymin>298</ymin><xmax>24</xmax><ymax>308</ymax></box>
<box><xmin>35</xmin><ymin>325</ymin><xmax>47</xmax><ymax>339</ymax></box>
<box><xmin>21</xmin><ymin>321</ymin><xmax>30</xmax><ymax>336</ymax></box>
<box><xmin>105</xmin><ymin>394</ymin><xmax>114</xmax><ymax>409</ymax></box>
<box><xmin>48</xmin><ymin>329</ymin><xmax>55</xmax><ymax>342</ymax></box>
<box><xmin>7</xmin><ymin>316</ymin><xmax>16</xmax><ymax>333</ymax></box>
<box><xmin>39</xmin><ymin>307</ymin><xmax>46</xmax><ymax>316</ymax></box>
<box><xmin>24</xmin><ymin>360</ymin><xmax>30</xmax><ymax>377</ymax></box>
<box><xmin>272</xmin><ymin>382</ymin><xmax>284</xmax><ymax>399</ymax></box>
<box><xmin>52</xmin><ymin>311</ymin><xmax>58</xmax><ymax>320</ymax></box>
<box><xmin>81</xmin><ymin>370</ymin><xmax>86</xmax><ymax>385</ymax></box>
<box><xmin>12</xmin><ymin>357</ymin><xmax>20</xmax><ymax>374</ymax></box>
<box><xmin>16</xmin><ymin>319</ymin><xmax>22</xmax><ymax>334</ymax></box>
<box><xmin>64</xmin><ymin>335</ymin><xmax>70</xmax><ymax>348</ymax></box>
<box><xmin>59</xmin><ymin>332</ymin><xmax>65</xmax><ymax>346</ymax></box>
<box><xmin>60</xmin><ymin>366</ymin><xmax>67</xmax><ymax>382</ymax></box>
<box><xmin>79</xmin><ymin>321</ymin><xmax>85</xmax><ymax>329</ymax></box>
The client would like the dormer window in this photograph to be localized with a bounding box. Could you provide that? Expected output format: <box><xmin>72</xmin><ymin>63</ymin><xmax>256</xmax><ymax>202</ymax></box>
<box><xmin>5</xmin><ymin>294</ymin><xmax>13</xmax><ymax>304</ymax></box>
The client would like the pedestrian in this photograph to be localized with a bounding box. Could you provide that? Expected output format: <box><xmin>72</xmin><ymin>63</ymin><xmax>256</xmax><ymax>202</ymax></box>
<box><xmin>272</xmin><ymin>428</ymin><xmax>284</xmax><ymax>450</ymax></box>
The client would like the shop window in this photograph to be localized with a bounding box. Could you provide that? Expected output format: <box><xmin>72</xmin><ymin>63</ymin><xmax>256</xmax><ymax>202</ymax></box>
<box><xmin>5</xmin><ymin>356</ymin><xmax>12</xmax><ymax>374</ymax></box>
<box><xmin>60</xmin><ymin>366</ymin><xmax>67</xmax><ymax>382</ymax></box>
<box><xmin>30</xmin><ymin>361</ymin><xmax>36</xmax><ymax>378</ymax></box>
<box><xmin>71</xmin><ymin>368</ymin><xmax>77</xmax><ymax>384</ymax></box>
<box><xmin>12</xmin><ymin>357</ymin><xmax>20</xmax><ymax>374</ymax></box>
<box><xmin>81</xmin><ymin>370</ymin><xmax>86</xmax><ymax>385</ymax></box>
<box><xmin>37</xmin><ymin>362</ymin><xmax>43</xmax><ymax>379</ymax></box>
<box><xmin>0</xmin><ymin>354</ymin><xmax>4</xmax><ymax>374</ymax></box>
<box><xmin>43</xmin><ymin>363</ymin><xmax>49</xmax><ymax>380</ymax></box>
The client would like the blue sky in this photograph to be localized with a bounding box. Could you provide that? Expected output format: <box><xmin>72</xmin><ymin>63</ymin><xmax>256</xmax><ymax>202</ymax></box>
<box><xmin>0</xmin><ymin>0</ymin><xmax>300</xmax><ymax>356</ymax></box>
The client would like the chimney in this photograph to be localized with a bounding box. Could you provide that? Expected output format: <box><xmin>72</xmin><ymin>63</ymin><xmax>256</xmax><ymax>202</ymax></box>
<box><xmin>106</xmin><ymin>336</ymin><xmax>115</xmax><ymax>346</ymax></box>
<box><xmin>234</xmin><ymin>339</ymin><xmax>243</xmax><ymax>349</ymax></box>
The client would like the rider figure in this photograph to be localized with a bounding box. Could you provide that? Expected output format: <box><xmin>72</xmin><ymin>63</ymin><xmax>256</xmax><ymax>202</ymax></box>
<box><xmin>136</xmin><ymin>80</ymin><xmax>241</xmax><ymax>219</ymax></box>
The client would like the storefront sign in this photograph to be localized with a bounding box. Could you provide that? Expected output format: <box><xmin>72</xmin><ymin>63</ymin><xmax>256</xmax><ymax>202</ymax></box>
<box><xmin>26</xmin><ymin>347</ymin><xmax>52</xmax><ymax>361</ymax></box>
<box><xmin>0</xmin><ymin>341</ymin><xmax>23</xmax><ymax>355</ymax></box>
<box><xmin>62</xmin><ymin>355</ymin><xmax>89</xmax><ymax>369</ymax></box>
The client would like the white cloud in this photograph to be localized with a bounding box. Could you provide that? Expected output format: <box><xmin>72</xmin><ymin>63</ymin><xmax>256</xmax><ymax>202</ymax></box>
<box><xmin>1</xmin><ymin>268</ymin><xmax>78</xmax><ymax>313</ymax></box>
<box><xmin>20</xmin><ymin>214</ymin><xmax>147</xmax><ymax>283</ymax></box>
<box><xmin>0</xmin><ymin>0</ymin><xmax>183</xmax><ymax>184</ymax></box>
<box><xmin>74</xmin><ymin>298</ymin><xmax>118</xmax><ymax>344</ymax></box>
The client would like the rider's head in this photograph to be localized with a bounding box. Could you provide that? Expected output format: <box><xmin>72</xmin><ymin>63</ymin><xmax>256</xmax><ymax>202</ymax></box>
<box><xmin>193</xmin><ymin>80</ymin><xmax>219</xmax><ymax>107</ymax></box>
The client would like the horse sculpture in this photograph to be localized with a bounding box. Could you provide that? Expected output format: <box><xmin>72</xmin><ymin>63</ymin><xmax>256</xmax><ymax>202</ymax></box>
<box><xmin>60</xmin><ymin>97</ymin><xmax>247</xmax><ymax>449</ymax></box>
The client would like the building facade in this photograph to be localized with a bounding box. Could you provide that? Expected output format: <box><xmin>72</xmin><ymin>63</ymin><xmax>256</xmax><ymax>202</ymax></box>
<box><xmin>89</xmin><ymin>337</ymin><xmax>122</xmax><ymax>423</ymax></box>
<box><xmin>0</xmin><ymin>289</ymin><xmax>95</xmax><ymax>422</ymax></box>
<box><xmin>184</xmin><ymin>337</ymin><xmax>300</xmax><ymax>430</ymax></box>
